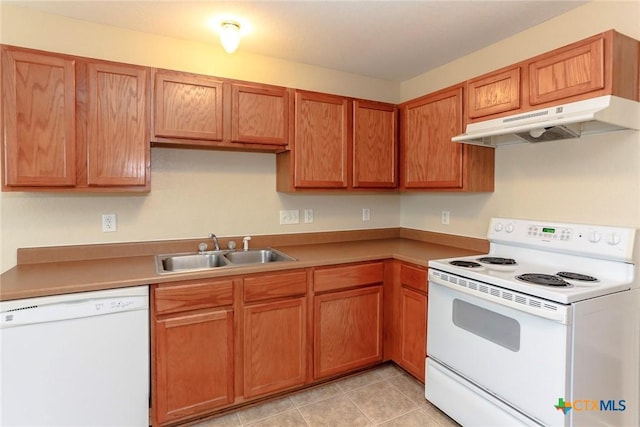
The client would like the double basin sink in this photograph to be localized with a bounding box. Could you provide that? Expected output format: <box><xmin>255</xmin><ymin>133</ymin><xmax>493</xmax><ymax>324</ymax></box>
<box><xmin>156</xmin><ymin>248</ymin><xmax>296</xmax><ymax>274</ymax></box>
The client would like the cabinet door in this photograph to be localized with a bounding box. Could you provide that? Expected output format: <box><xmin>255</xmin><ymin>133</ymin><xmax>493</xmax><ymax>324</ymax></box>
<box><xmin>231</xmin><ymin>83</ymin><xmax>289</xmax><ymax>146</ymax></box>
<box><xmin>155</xmin><ymin>309</ymin><xmax>234</xmax><ymax>425</ymax></box>
<box><xmin>294</xmin><ymin>91</ymin><xmax>350</xmax><ymax>188</ymax></box>
<box><xmin>243</xmin><ymin>298</ymin><xmax>307</xmax><ymax>398</ymax></box>
<box><xmin>314</xmin><ymin>285</ymin><xmax>383</xmax><ymax>379</ymax></box>
<box><xmin>2</xmin><ymin>48</ymin><xmax>76</xmax><ymax>187</ymax></box>
<box><xmin>467</xmin><ymin>66</ymin><xmax>521</xmax><ymax>119</ymax></box>
<box><xmin>353</xmin><ymin>100</ymin><xmax>397</xmax><ymax>188</ymax></box>
<box><xmin>153</xmin><ymin>70</ymin><xmax>223</xmax><ymax>141</ymax></box>
<box><xmin>86</xmin><ymin>62</ymin><xmax>148</xmax><ymax>186</ymax></box>
<box><xmin>529</xmin><ymin>37</ymin><xmax>604</xmax><ymax>105</ymax></box>
<box><xmin>401</xmin><ymin>85</ymin><xmax>463</xmax><ymax>189</ymax></box>
<box><xmin>399</xmin><ymin>287</ymin><xmax>427</xmax><ymax>381</ymax></box>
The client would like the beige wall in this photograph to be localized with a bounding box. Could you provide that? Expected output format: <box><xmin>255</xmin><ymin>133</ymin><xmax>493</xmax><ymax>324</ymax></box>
<box><xmin>1</xmin><ymin>1</ymin><xmax>640</xmax><ymax>273</ymax></box>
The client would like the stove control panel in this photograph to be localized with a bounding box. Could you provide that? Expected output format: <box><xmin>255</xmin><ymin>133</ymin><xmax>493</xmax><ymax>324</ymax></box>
<box><xmin>527</xmin><ymin>224</ymin><xmax>572</xmax><ymax>241</ymax></box>
<box><xmin>488</xmin><ymin>218</ymin><xmax>636</xmax><ymax>261</ymax></box>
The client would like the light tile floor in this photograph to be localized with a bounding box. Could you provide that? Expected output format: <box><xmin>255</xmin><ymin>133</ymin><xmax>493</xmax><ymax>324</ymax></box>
<box><xmin>188</xmin><ymin>363</ymin><xmax>460</xmax><ymax>427</ymax></box>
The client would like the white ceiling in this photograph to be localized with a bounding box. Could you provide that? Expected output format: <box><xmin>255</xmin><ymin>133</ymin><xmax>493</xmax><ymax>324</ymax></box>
<box><xmin>7</xmin><ymin>0</ymin><xmax>588</xmax><ymax>81</ymax></box>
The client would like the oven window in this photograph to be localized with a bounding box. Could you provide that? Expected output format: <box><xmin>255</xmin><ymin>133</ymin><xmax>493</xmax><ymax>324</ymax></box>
<box><xmin>452</xmin><ymin>299</ymin><xmax>520</xmax><ymax>352</ymax></box>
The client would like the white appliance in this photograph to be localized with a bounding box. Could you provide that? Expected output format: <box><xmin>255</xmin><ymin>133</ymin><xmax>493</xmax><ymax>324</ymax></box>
<box><xmin>426</xmin><ymin>218</ymin><xmax>638</xmax><ymax>426</ymax></box>
<box><xmin>452</xmin><ymin>95</ymin><xmax>640</xmax><ymax>146</ymax></box>
<box><xmin>0</xmin><ymin>286</ymin><xmax>150</xmax><ymax>427</ymax></box>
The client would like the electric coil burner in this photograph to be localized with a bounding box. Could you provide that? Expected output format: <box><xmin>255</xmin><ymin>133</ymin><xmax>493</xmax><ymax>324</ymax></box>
<box><xmin>477</xmin><ymin>257</ymin><xmax>517</xmax><ymax>265</ymax></box>
<box><xmin>449</xmin><ymin>260</ymin><xmax>482</xmax><ymax>268</ymax></box>
<box><xmin>516</xmin><ymin>273</ymin><xmax>572</xmax><ymax>287</ymax></box>
<box><xmin>557</xmin><ymin>271</ymin><xmax>599</xmax><ymax>282</ymax></box>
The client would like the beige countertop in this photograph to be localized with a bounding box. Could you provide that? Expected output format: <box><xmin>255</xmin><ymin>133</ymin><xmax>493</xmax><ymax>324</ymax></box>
<box><xmin>0</xmin><ymin>236</ymin><xmax>485</xmax><ymax>301</ymax></box>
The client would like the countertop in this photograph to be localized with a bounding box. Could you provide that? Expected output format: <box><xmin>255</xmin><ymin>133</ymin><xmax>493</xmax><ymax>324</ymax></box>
<box><xmin>0</xmin><ymin>237</ymin><xmax>484</xmax><ymax>301</ymax></box>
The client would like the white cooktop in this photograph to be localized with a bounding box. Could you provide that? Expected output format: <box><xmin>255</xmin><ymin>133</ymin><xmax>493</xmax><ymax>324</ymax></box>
<box><xmin>429</xmin><ymin>218</ymin><xmax>636</xmax><ymax>304</ymax></box>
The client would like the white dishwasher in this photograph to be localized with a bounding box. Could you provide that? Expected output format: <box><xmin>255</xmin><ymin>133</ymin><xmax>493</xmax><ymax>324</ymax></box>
<box><xmin>0</xmin><ymin>286</ymin><xmax>149</xmax><ymax>427</ymax></box>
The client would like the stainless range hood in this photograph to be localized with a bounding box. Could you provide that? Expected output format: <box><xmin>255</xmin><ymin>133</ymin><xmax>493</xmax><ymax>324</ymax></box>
<box><xmin>452</xmin><ymin>95</ymin><xmax>640</xmax><ymax>147</ymax></box>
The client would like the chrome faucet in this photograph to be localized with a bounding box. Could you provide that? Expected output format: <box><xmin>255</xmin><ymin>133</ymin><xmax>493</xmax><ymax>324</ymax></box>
<box><xmin>208</xmin><ymin>233</ymin><xmax>220</xmax><ymax>251</ymax></box>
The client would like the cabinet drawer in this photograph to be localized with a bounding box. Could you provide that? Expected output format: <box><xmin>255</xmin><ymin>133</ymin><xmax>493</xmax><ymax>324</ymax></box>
<box><xmin>401</xmin><ymin>264</ymin><xmax>427</xmax><ymax>293</ymax></box>
<box><xmin>155</xmin><ymin>280</ymin><xmax>234</xmax><ymax>315</ymax></box>
<box><xmin>314</xmin><ymin>262</ymin><xmax>384</xmax><ymax>293</ymax></box>
<box><xmin>243</xmin><ymin>271</ymin><xmax>307</xmax><ymax>303</ymax></box>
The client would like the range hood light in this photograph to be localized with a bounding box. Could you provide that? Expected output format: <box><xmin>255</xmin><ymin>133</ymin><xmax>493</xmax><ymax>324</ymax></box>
<box><xmin>529</xmin><ymin>128</ymin><xmax>545</xmax><ymax>138</ymax></box>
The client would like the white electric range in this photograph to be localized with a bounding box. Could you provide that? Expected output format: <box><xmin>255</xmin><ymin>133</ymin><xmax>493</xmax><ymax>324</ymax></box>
<box><xmin>426</xmin><ymin>217</ymin><xmax>638</xmax><ymax>426</ymax></box>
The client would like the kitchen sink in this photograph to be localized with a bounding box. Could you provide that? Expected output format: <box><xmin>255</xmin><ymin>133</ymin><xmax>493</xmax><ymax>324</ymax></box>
<box><xmin>159</xmin><ymin>252</ymin><xmax>230</xmax><ymax>273</ymax></box>
<box><xmin>156</xmin><ymin>248</ymin><xmax>296</xmax><ymax>274</ymax></box>
<box><xmin>224</xmin><ymin>248</ymin><xmax>296</xmax><ymax>265</ymax></box>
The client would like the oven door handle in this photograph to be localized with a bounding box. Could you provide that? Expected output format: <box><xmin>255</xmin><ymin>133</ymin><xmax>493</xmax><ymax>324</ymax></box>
<box><xmin>429</xmin><ymin>271</ymin><xmax>569</xmax><ymax>324</ymax></box>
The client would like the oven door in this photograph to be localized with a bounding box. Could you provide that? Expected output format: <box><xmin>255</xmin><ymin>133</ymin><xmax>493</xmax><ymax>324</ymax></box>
<box><xmin>427</xmin><ymin>269</ymin><xmax>571</xmax><ymax>426</ymax></box>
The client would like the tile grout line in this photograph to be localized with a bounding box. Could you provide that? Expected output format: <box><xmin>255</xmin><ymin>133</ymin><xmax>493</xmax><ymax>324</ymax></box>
<box><xmin>342</xmin><ymin>388</ymin><xmax>378</xmax><ymax>426</ymax></box>
<box><xmin>344</xmin><ymin>375</ymin><xmax>423</xmax><ymax>426</ymax></box>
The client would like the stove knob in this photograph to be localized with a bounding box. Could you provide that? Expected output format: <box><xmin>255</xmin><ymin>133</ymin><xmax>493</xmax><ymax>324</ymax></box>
<box><xmin>588</xmin><ymin>230</ymin><xmax>601</xmax><ymax>243</ymax></box>
<box><xmin>607</xmin><ymin>233</ymin><xmax>621</xmax><ymax>246</ymax></box>
<box><xmin>505</xmin><ymin>223</ymin><xmax>515</xmax><ymax>233</ymax></box>
<box><xmin>494</xmin><ymin>222</ymin><xmax>504</xmax><ymax>232</ymax></box>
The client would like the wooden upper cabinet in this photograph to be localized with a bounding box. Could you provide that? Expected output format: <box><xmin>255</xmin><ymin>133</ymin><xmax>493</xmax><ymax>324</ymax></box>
<box><xmin>86</xmin><ymin>62</ymin><xmax>148</xmax><ymax>186</ymax></box>
<box><xmin>353</xmin><ymin>100</ymin><xmax>397</xmax><ymax>188</ymax></box>
<box><xmin>466</xmin><ymin>30</ymin><xmax>639</xmax><ymax>122</ymax></box>
<box><xmin>401</xmin><ymin>85</ymin><xmax>494</xmax><ymax>192</ymax></box>
<box><xmin>1</xmin><ymin>45</ymin><xmax>150</xmax><ymax>192</ymax></box>
<box><xmin>467</xmin><ymin>66</ymin><xmax>521</xmax><ymax>119</ymax></box>
<box><xmin>153</xmin><ymin>70</ymin><xmax>224</xmax><ymax>142</ymax></box>
<box><xmin>231</xmin><ymin>83</ymin><xmax>289</xmax><ymax>147</ymax></box>
<box><xmin>152</xmin><ymin>70</ymin><xmax>291</xmax><ymax>151</ymax></box>
<box><xmin>277</xmin><ymin>92</ymin><xmax>398</xmax><ymax>192</ymax></box>
<box><xmin>2</xmin><ymin>48</ymin><xmax>77</xmax><ymax>187</ymax></box>
<box><xmin>293</xmin><ymin>91</ymin><xmax>350</xmax><ymax>188</ymax></box>
<box><xmin>401</xmin><ymin>85</ymin><xmax>464</xmax><ymax>189</ymax></box>
<box><xmin>529</xmin><ymin>36</ymin><xmax>605</xmax><ymax>105</ymax></box>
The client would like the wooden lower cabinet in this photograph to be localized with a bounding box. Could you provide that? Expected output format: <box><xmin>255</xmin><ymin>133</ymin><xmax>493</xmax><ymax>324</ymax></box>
<box><xmin>398</xmin><ymin>263</ymin><xmax>428</xmax><ymax>382</ymax></box>
<box><xmin>243</xmin><ymin>297</ymin><xmax>307</xmax><ymax>397</ymax></box>
<box><xmin>154</xmin><ymin>308</ymin><xmax>234</xmax><ymax>425</ymax></box>
<box><xmin>152</xmin><ymin>279</ymin><xmax>235</xmax><ymax>426</ymax></box>
<box><xmin>399</xmin><ymin>287</ymin><xmax>427</xmax><ymax>381</ymax></box>
<box><xmin>314</xmin><ymin>285</ymin><xmax>383</xmax><ymax>379</ymax></box>
<box><xmin>385</xmin><ymin>261</ymin><xmax>428</xmax><ymax>382</ymax></box>
<box><xmin>242</xmin><ymin>270</ymin><xmax>308</xmax><ymax>398</ymax></box>
<box><xmin>150</xmin><ymin>260</ymin><xmax>435</xmax><ymax>425</ymax></box>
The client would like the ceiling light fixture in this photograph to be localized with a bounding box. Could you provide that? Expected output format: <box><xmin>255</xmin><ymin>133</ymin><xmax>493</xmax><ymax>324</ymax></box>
<box><xmin>220</xmin><ymin>21</ymin><xmax>241</xmax><ymax>54</ymax></box>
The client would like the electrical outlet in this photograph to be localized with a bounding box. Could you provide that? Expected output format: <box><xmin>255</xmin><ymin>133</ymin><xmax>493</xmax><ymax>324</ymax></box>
<box><xmin>441</xmin><ymin>211</ymin><xmax>450</xmax><ymax>225</ymax></box>
<box><xmin>304</xmin><ymin>209</ymin><xmax>314</xmax><ymax>223</ymax></box>
<box><xmin>279</xmin><ymin>209</ymin><xmax>300</xmax><ymax>225</ymax></box>
<box><xmin>362</xmin><ymin>208</ymin><xmax>371</xmax><ymax>221</ymax></box>
<box><xmin>102</xmin><ymin>214</ymin><xmax>117</xmax><ymax>232</ymax></box>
